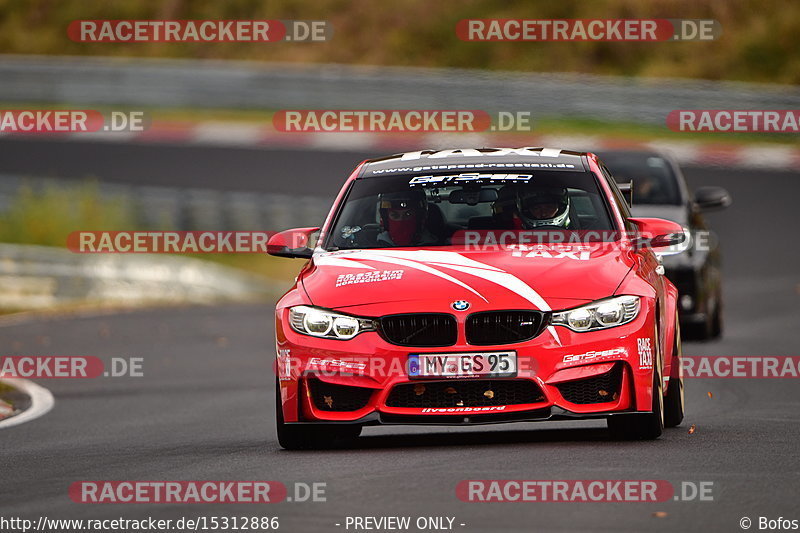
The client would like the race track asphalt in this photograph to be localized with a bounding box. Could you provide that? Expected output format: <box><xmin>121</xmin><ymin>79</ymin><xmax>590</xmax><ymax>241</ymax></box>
<box><xmin>1</xmin><ymin>138</ymin><xmax>799</xmax><ymax>532</ymax></box>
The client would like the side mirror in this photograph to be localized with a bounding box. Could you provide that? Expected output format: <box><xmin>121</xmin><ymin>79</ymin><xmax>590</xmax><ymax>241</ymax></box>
<box><xmin>694</xmin><ymin>186</ymin><xmax>731</xmax><ymax>211</ymax></box>
<box><xmin>267</xmin><ymin>227</ymin><xmax>320</xmax><ymax>258</ymax></box>
<box><xmin>628</xmin><ymin>217</ymin><xmax>686</xmax><ymax>250</ymax></box>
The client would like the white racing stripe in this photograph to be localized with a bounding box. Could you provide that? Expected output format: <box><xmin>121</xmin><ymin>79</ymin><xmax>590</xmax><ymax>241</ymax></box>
<box><xmin>374</xmin><ymin>249</ymin><xmax>504</xmax><ymax>272</ymax></box>
<box><xmin>318</xmin><ymin>249</ymin><xmax>562</xmax><ymax>344</ymax></box>
<box><xmin>0</xmin><ymin>378</ymin><xmax>54</xmax><ymax>429</ymax></box>
<box><xmin>418</xmin><ymin>260</ymin><xmax>561</xmax><ymax>345</ymax></box>
<box><xmin>335</xmin><ymin>251</ymin><xmax>489</xmax><ymax>302</ymax></box>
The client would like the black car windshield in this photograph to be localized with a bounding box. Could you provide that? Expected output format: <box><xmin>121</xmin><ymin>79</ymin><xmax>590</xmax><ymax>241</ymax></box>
<box><xmin>326</xmin><ymin>170</ymin><xmax>615</xmax><ymax>249</ymax></box>
<box><xmin>600</xmin><ymin>153</ymin><xmax>682</xmax><ymax>205</ymax></box>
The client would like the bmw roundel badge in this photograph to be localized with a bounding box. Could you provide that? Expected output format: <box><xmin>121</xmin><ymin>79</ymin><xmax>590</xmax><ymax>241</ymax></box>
<box><xmin>451</xmin><ymin>300</ymin><xmax>471</xmax><ymax>311</ymax></box>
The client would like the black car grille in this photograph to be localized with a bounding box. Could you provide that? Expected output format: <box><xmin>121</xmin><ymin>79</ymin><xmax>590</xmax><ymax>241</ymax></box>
<box><xmin>386</xmin><ymin>379</ymin><xmax>545</xmax><ymax>408</ymax></box>
<box><xmin>379</xmin><ymin>313</ymin><xmax>457</xmax><ymax>347</ymax></box>
<box><xmin>306</xmin><ymin>379</ymin><xmax>374</xmax><ymax>412</ymax></box>
<box><xmin>555</xmin><ymin>364</ymin><xmax>623</xmax><ymax>404</ymax></box>
<box><xmin>466</xmin><ymin>310</ymin><xmax>546</xmax><ymax>345</ymax></box>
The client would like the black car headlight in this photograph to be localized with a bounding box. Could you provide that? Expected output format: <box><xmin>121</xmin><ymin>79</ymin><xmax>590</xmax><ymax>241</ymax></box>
<box><xmin>551</xmin><ymin>296</ymin><xmax>640</xmax><ymax>332</ymax></box>
<box><xmin>289</xmin><ymin>305</ymin><xmax>375</xmax><ymax>340</ymax></box>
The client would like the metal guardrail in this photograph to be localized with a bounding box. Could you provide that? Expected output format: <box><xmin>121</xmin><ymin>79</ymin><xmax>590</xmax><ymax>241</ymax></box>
<box><xmin>0</xmin><ymin>242</ymin><xmax>275</xmax><ymax>311</ymax></box>
<box><xmin>1</xmin><ymin>55</ymin><xmax>799</xmax><ymax>125</ymax></box>
<box><xmin>0</xmin><ymin>174</ymin><xmax>328</xmax><ymax>311</ymax></box>
<box><xmin>0</xmin><ymin>174</ymin><xmax>331</xmax><ymax>232</ymax></box>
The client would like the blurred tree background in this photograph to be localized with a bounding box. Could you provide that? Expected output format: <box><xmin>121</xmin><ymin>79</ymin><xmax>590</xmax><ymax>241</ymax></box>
<box><xmin>0</xmin><ymin>0</ymin><xmax>797</xmax><ymax>83</ymax></box>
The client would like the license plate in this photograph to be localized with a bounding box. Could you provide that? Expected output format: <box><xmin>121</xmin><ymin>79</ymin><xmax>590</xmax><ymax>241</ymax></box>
<box><xmin>408</xmin><ymin>351</ymin><xmax>517</xmax><ymax>379</ymax></box>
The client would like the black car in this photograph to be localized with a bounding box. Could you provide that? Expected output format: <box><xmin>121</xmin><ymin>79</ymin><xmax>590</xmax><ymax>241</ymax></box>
<box><xmin>596</xmin><ymin>150</ymin><xmax>731</xmax><ymax>340</ymax></box>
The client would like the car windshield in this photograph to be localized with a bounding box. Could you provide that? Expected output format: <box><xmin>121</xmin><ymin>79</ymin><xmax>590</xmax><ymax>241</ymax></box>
<box><xmin>600</xmin><ymin>153</ymin><xmax>682</xmax><ymax>205</ymax></box>
<box><xmin>326</xmin><ymin>170</ymin><xmax>615</xmax><ymax>249</ymax></box>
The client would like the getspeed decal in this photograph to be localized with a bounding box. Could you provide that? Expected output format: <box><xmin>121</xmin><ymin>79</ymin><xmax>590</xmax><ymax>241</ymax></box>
<box><xmin>371</xmin><ymin>161</ymin><xmax>576</xmax><ymax>174</ymax></box>
<box><xmin>308</xmin><ymin>357</ymin><xmax>367</xmax><ymax>373</ymax></box>
<box><xmin>562</xmin><ymin>347</ymin><xmax>627</xmax><ymax>364</ymax></box>
<box><xmin>335</xmin><ymin>269</ymin><xmax>404</xmax><ymax>287</ymax></box>
<box><xmin>408</xmin><ymin>173</ymin><xmax>532</xmax><ymax>186</ymax></box>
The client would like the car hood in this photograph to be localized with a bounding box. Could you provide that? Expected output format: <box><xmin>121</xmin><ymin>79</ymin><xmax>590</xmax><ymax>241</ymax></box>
<box><xmin>301</xmin><ymin>246</ymin><xmax>636</xmax><ymax>312</ymax></box>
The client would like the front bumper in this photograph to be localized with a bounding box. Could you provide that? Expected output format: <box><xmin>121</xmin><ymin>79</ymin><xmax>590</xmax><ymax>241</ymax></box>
<box><xmin>283</xmin><ymin>406</ymin><xmax>635</xmax><ymax>426</ymax></box>
<box><xmin>276</xmin><ymin>303</ymin><xmax>658</xmax><ymax>425</ymax></box>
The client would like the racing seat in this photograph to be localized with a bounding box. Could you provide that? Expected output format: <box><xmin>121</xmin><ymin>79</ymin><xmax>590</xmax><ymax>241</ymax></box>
<box><xmin>425</xmin><ymin>204</ymin><xmax>452</xmax><ymax>242</ymax></box>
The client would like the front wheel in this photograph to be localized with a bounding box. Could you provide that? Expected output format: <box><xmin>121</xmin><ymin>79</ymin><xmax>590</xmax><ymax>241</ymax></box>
<box><xmin>607</xmin><ymin>370</ymin><xmax>664</xmax><ymax>440</ymax></box>
<box><xmin>710</xmin><ymin>293</ymin><xmax>723</xmax><ymax>339</ymax></box>
<box><xmin>664</xmin><ymin>317</ymin><xmax>685</xmax><ymax>427</ymax></box>
<box><xmin>608</xmin><ymin>320</ymin><xmax>665</xmax><ymax>440</ymax></box>
<box><xmin>275</xmin><ymin>381</ymin><xmax>361</xmax><ymax>450</ymax></box>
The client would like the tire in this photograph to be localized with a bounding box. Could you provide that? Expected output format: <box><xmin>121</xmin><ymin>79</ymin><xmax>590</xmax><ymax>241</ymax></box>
<box><xmin>710</xmin><ymin>293</ymin><xmax>723</xmax><ymax>339</ymax></box>
<box><xmin>664</xmin><ymin>317</ymin><xmax>685</xmax><ymax>428</ymax></box>
<box><xmin>684</xmin><ymin>312</ymin><xmax>712</xmax><ymax>341</ymax></box>
<box><xmin>687</xmin><ymin>291</ymin><xmax>723</xmax><ymax>341</ymax></box>
<box><xmin>275</xmin><ymin>380</ymin><xmax>361</xmax><ymax>450</ymax></box>
<box><xmin>607</xmin><ymin>371</ymin><xmax>664</xmax><ymax>440</ymax></box>
<box><xmin>607</xmin><ymin>322</ymin><xmax>664</xmax><ymax>440</ymax></box>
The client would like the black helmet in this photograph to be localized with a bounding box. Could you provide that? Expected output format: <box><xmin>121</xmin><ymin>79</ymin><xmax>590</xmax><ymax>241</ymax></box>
<box><xmin>378</xmin><ymin>189</ymin><xmax>428</xmax><ymax>245</ymax></box>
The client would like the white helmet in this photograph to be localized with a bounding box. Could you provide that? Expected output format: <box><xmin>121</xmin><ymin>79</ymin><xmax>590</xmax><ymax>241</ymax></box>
<box><xmin>517</xmin><ymin>187</ymin><xmax>571</xmax><ymax>228</ymax></box>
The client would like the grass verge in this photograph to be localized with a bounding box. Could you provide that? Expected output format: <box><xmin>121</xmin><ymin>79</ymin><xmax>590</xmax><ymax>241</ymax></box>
<box><xmin>0</xmin><ymin>180</ymin><xmax>300</xmax><ymax>287</ymax></box>
<box><xmin>0</xmin><ymin>382</ymin><xmax>18</xmax><ymax>412</ymax></box>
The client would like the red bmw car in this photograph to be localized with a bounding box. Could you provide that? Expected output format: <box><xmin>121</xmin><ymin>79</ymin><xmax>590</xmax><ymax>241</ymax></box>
<box><xmin>269</xmin><ymin>148</ymin><xmax>686</xmax><ymax>449</ymax></box>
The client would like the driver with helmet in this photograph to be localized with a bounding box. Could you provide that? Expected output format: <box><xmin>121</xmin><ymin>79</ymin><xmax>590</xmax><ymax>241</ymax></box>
<box><xmin>492</xmin><ymin>186</ymin><xmax>571</xmax><ymax>229</ymax></box>
<box><xmin>376</xmin><ymin>189</ymin><xmax>439</xmax><ymax>246</ymax></box>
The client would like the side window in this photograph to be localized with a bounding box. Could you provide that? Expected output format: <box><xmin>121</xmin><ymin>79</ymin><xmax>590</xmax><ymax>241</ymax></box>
<box><xmin>570</xmin><ymin>195</ymin><xmax>595</xmax><ymax>217</ymax></box>
<box><xmin>600</xmin><ymin>165</ymin><xmax>635</xmax><ymax>231</ymax></box>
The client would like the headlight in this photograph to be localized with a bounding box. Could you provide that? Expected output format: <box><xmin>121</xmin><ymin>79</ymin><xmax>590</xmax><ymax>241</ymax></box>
<box><xmin>289</xmin><ymin>306</ymin><xmax>375</xmax><ymax>340</ymax></box>
<box><xmin>551</xmin><ymin>296</ymin><xmax>640</xmax><ymax>332</ymax></box>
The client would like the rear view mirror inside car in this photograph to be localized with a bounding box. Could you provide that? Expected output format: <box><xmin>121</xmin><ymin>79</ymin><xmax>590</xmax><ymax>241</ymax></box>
<box><xmin>448</xmin><ymin>188</ymin><xmax>499</xmax><ymax>205</ymax></box>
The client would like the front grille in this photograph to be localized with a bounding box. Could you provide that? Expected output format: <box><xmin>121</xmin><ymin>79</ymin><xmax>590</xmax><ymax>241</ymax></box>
<box><xmin>555</xmin><ymin>364</ymin><xmax>623</xmax><ymax>404</ymax></box>
<box><xmin>466</xmin><ymin>310</ymin><xmax>546</xmax><ymax>345</ymax></box>
<box><xmin>386</xmin><ymin>379</ymin><xmax>545</xmax><ymax>408</ymax></box>
<box><xmin>379</xmin><ymin>313</ymin><xmax>457</xmax><ymax>347</ymax></box>
<box><xmin>306</xmin><ymin>379</ymin><xmax>374</xmax><ymax>412</ymax></box>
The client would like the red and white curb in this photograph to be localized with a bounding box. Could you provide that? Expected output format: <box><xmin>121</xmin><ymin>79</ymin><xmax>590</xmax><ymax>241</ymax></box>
<box><xmin>0</xmin><ymin>378</ymin><xmax>54</xmax><ymax>429</ymax></box>
<box><xmin>0</xmin><ymin>398</ymin><xmax>13</xmax><ymax>418</ymax></box>
<box><xmin>2</xmin><ymin>121</ymin><xmax>798</xmax><ymax>171</ymax></box>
